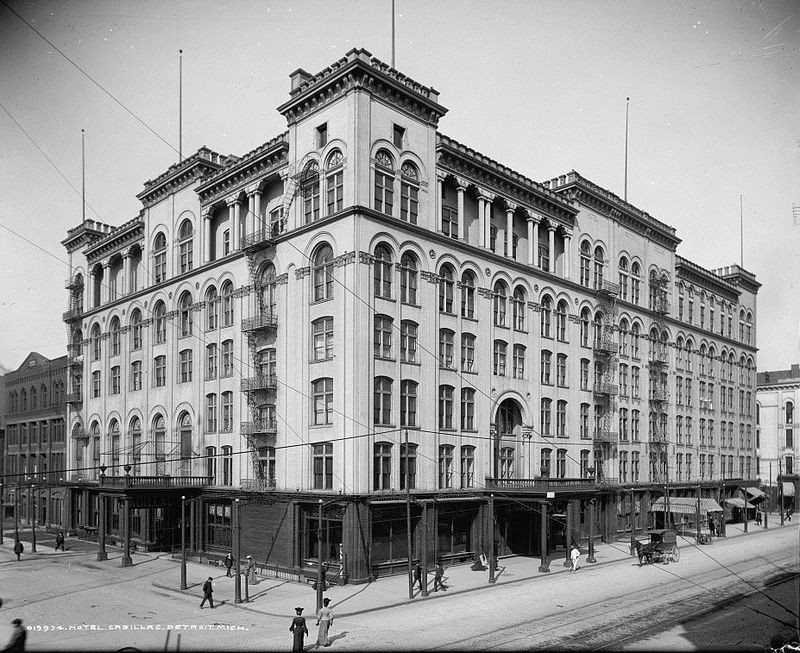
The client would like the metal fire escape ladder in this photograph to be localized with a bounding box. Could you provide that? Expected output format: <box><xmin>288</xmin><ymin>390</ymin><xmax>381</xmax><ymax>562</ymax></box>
<box><xmin>593</xmin><ymin>279</ymin><xmax>621</xmax><ymax>482</ymax></box>
<box><xmin>648</xmin><ymin>275</ymin><xmax>671</xmax><ymax>484</ymax></box>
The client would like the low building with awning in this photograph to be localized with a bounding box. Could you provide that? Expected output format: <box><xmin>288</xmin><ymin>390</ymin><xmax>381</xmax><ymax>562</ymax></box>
<box><xmin>743</xmin><ymin>487</ymin><xmax>766</xmax><ymax>503</ymax></box>
<box><xmin>723</xmin><ymin>497</ymin><xmax>756</xmax><ymax>509</ymax></box>
<box><xmin>651</xmin><ymin>497</ymin><xmax>723</xmax><ymax>516</ymax></box>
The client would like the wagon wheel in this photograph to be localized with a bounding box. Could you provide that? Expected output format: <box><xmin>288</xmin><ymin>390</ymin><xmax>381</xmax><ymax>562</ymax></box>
<box><xmin>671</xmin><ymin>546</ymin><xmax>680</xmax><ymax>562</ymax></box>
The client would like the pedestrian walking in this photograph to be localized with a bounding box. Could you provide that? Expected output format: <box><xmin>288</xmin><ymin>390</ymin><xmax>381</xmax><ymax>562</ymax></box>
<box><xmin>413</xmin><ymin>561</ymin><xmax>423</xmax><ymax>593</ymax></box>
<box><xmin>12</xmin><ymin>539</ymin><xmax>23</xmax><ymax>562</ymax></box>
<box><xmin>224</xmin><ymin>552</ymin><xmax>234</xmax><ymax>577</ymax></box>
<box><xmin>54</xmin><ymin>532</ymin><xmax>65</xmax><ymax>552</ymax></box>
<box><xmin>315</xmin><ymin>597</ymin><xmax>333</xmax><ymax>648</ymax></box>
<box><xmin>245</xmin><ymin>555</ymin><xmax>258</xmax><ymax>585</ymax></box>
<box><xmin>755</xmin><ymin>510</ymin><xmax>762</xmax><ymax>526</ymax></box>
<box><xmin>199</xmin><ymin>577</ymin><xmax>214</xmax><ymax>609</ymax></box>
<box><xmin>289</xmin><ymin>607</ymin><xmax>308</xmax><ymax>653</ymax></box>
<box><xmin>570</xmin><ymin>542</ymin><xmax>581</xmax><ymax>573</ymax></box>
<box><xmin>433</xmin><ymin>561</ymin><xmax>447</xmax><ymax>591</ymax></box>
<box><xmin>2</xmin><ymin>618</ymin><xmax>26</xmax><ymax>653</ymax></box>
<box><xmin>787</xmin><ymin>508</ymin><xmax>794</xmax><ymax>522</ymax></box>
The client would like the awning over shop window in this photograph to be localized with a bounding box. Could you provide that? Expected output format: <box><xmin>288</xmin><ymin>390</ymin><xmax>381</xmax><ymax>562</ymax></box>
<box><xmin>651</xmin><ymin>497</ymin><xmax>723</xmax><ymax>515</ymax></box>
<box><xmin>724</xmin><ymin>497</ymin><xmax>755</xmax><ymax>509</ymax></box>
<box><xmin>744</xmin><ymin>486</ymin><xmax>765</xmax><ymax>501</ymax></box>
<box><xmin>783</xmin><ymin>482</ymin><xmax>796</xmax><ymax>497</ymax></box>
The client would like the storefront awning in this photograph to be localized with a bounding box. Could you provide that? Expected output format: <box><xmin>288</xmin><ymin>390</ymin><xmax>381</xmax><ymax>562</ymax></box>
<box><xmin>651</xmin><ymin>497</ymin><xmax>723</xmax><ymax>515</ymax></box>
<box><xmin>783</xmin><ymin>482</ymin><xmax>796</xmax><ymax>497</ymax></box>
<box><xmin>744</xmin><ymin>486</ymin><xmax>765</xmax><ymax>500</ymax></box>
<box><xmin>724</xmin><ymin>497</ymin><xmax>755</xmax><ymax>509</ymax></box>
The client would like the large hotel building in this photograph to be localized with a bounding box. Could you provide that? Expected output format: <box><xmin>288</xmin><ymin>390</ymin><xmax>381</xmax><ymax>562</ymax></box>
<box><xmin>60</xmin><ymin>49</ymin><xmax>759</xmax><ymax>581</ymax></box>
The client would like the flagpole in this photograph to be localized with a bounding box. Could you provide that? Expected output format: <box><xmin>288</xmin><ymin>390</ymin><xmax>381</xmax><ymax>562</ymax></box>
<box><xmin>624</xmin><ymin>97</ymin><xmax>630</xmax><ymax>202</ymax></box>
<box><xmin>391</xmin><ymin>0</ymin><xmax>396</xmax><ymax>68</ymax></box>
<box><xmin>81</xmin><ymin>129</ymin><xmax>85</xmax><ymax>223</ymax></box>
<box><xmin>739</xmin><ymin>194</ymin><xmax>743</xmax><ymax>267</ymax></box>
<box><xmin>179</xmin><ymin>49</ymin><xmax>183</xmax><ymax>162</ymax></box>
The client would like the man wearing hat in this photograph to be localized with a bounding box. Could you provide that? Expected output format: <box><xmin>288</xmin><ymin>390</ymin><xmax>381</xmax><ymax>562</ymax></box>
<box><xmin>289</xmin><ymin>607</ymin><xmax>308</xmax><ymax>652</ymax></box>
<box><xmin>224</xmin><ymin>552</ymin><xmax>234</xmax><ymax>577</ymax></box>
<box><xmin>245</xmin><ymin>555</ymin><xmax>258</xmax><ymax>585</ymax></box>
<box><xmin>199</xmin><ymin>577</ymin><xmax>214</xmax><ymax>609</ymax></box>
<box><xmin>2</xmin><ymin>618</ymin><xmax>26</xmax><ymax>652</ymax></box>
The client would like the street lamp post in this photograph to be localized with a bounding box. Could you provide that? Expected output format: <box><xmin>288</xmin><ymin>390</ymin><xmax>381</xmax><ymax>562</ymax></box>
<box><xmin>488</xmin><ymin>493</ymin><xmax>496</xmax><ymax>584</ymax></box>
<box><xmin>741</xmin><ymin>488</ymin><xmax>748</xmax><ymax>533</ymax></box>
<box><xmin>0</xmin><ymin>481</ymin><xmax>4</xmax><ymax>545</ymax></box>
<box><xmin>14</xmin><ymin>482</ymin><xmax>20</xmax><ymax>540</ymax></box>
<box><xmin>233</xmin><ymin>499</ymin><xmax>242</xmax><ymax>604</ymax></box>
<box><xmin>317</xmin><ymin>499</ymin><xmax>324</xmax><ymax>612</ymax></box>
<box><xmin>96</xmin><ymin>467</ymin><xmax>107</xmax><ymax>561</ymax></box>
<box><xmin>180</xmin><ymin>495</ymin><xmax>187</xmax><ymax>590</ymax></box>
<box><xmin>404</xmin><ymin>429</ymin><xmax>413</xmax><ymax>601</ymax></box>
<box><xmin>629</xmin><ymin>487</ymin><xmax>636</xmax><ymax>556</ymax></box>
<box><xmin>30</xmin><ymin>484</ymin><xmax>37</xmax><ymax>553</ymax></box>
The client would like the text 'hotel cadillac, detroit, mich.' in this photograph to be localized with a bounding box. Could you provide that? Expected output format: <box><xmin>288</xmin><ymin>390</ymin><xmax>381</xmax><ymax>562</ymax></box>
<box><xmin>53</xmin><ymin>49</ymin><xmax>759</xmax><ymax>581</ymax></box>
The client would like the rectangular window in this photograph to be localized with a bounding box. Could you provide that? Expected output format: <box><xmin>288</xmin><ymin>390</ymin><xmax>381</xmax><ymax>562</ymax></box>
<box><xmin>400</xmin><ymin>380</ymin><xmax>417</xmax><ymax>427</ymax></box>
<box><xmin>439</xmin><ymin>386</ymin><xmax>454</xmax><ymax>429</ymax></box>
<box><xmin>110</xmin><ymin>366</ymin><xmax>120</xmax><ymax>395</ymax></box>
<box><xmin>401</xmin><ymin>181</ymin><xmax>419</xmax><ymax>224</ymax></box>
<box><xmin>442</xmin><ymin>207</ymin><xmax>458</xmax><ymax>238</ymax></box>
<box><xmin>314</xmin><ymin>317</ymin><xmax>335</xmax><ymax>361</ymax></box>
<box><xmin>374</xmin><ymin>171</ymin><xmax>394</xmax><ymax>215</ymax></box>
<box><xmin>179</xmin><ymin>349</ymin><xmax>193</xmax><ymax>383</ymax></box>
<box><xmin>393</xmin><ymin>124</ymin><xmax>405</xmax><ymax>148</ymax></box>
<box><xmin>513</xmin><ymin>345</ymin><xmax>526</xmax><ymax>380</ymax></box>
<box><xmin>400</xmin><ymin>321</ymin><xmax>417</xmax><ymax>363</ymax></box>
<box><xmin>326</xmin><ymin>170</ymin><xmax>343</xmax><ymax>215</ymax></box>
<box><xmin>493</xmin><ymin>341</ymin><xmax>507</xmax><ymax>376</ymax></box>
<box><xmin>374</xmin><ymin>317</ymin><xmax>393</xmax><ymax>359</ymax></box>
<box><xmin>206</xmin><ymin>394</ymin><xmax>217</xmax><ymax>433</ymax></box>
<box><xmin>461</xmin><ymin>389</ymin><xmax>475</xmax><ymax>430</ymax></box>
<box><xmin>373</xmin><ymin>443</ymin><xmax>391</xmax><ymax>491</ymax></box>
<box><xmin>313</xmin><ymin>378</ymin><xmax>334</xmax><ymax>426</ymax></box>
<box><xmin>154</xmin><ymin>356</ymin><xmax>165</xmax><ymax>386</ymax></box>
<box><xmin>439</xmin><ymin>330</ymin><xmax>454</xmax><ymax>368</ymax></box>
<box><xmin>222</xmin><ymin>392</ymin><xmax>233</xmax><ymax>432</ymax></box>
<box><xmin>439</xmin><ymin>446</ymin><xmax>454</xmax><ymax>489</ymax></box>
<box><xmin>221</xmin><ymin>341</ymin><xmax>234</xmax><ymax>377</ymax></box>
<box><xmin>461</xmin><ymin>334</ymin><xmax>475</xmax><ymax>372</ymax></box>
<box><xmin>206</xmin><ymin>344</ymin><xmax>218</xmax><ymax>380</ymax></box>
<box><xmin>400</xmin><ymin>443</ymin><xmax>417</xmax><ymax>490</ymax></box>
<box><xmin>461</xmin><ymin>447</ymin><xmax>475</xmax><ymax>488</ymax></box>
<box><xmin>92</xmin><ymin>371</ymin><xmax>101</xmax><ymax>398</ymax></box>
<box><xmin>313</xmin><ymin>443</ymin><xmax>334</xmax><ymax>490</ymax></box>
<box><xmin>316</xmin><ymin>122</ymin><xmax>328</xmax><ymax>148</ymax></box>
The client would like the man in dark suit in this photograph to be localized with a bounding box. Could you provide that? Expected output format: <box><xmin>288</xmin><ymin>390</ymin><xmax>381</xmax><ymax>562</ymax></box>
<box><xmin>2</xmin><ymin>618</ymin><xmax>26</xmax><ymax>652</ymax></box>
<box><xmin>224</xmin><ymin>552</ymin><xmax>234</xmax><ymax>577</ymax></box>
<box><xmin>199</xmin><ymin>577</ymin><xmax>214</xmax><ymax>609</ymax></box>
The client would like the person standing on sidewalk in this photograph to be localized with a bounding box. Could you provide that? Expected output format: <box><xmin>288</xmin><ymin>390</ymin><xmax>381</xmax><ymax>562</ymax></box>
<box><xmin>570</xmin><ymin>542</ymin><xmax>581</xmax><ymax>573</ymax></box>
<box><xmin>12</xmin><ymin>539</ymin><xmax>23</xmax><ymax>562</ymax></box>
<box><xmin>54</xmin><ymin>532</ymin><xmax>65</xmax><ymax>552</ymax></box>
<box><xmin>289</xmin><ymin>607</ymin><xmax>308</xmax><ymax>653</ymax></box>
<box><xmin>246</xmin><ymin>555</ymin><xmax>258</xmax><ymax>585</ymax></box>
<box><xmin>199</xmin><ymin>577</ymin><xmax>214</xmax><ymax>609</ymax></box>
<box><xmin>413</xmin><ymin>562</ymin><xmax>423</xmax><ymax>593</ymax></box>
<box><xmin>224</xmin><ymin>552</ymin><xmax>234</xmax><ymax>577</ymax></box>
<box><xmin>315</xmin><ymin>597</ymin><xmax>333</xmax><ymax>647</ymax></box>
<box><xmin>2</xmin><ymin>618</ymin><xmax>26</xmax><ymax>652</ymax></box>
<box><xmin>433</xmin><ymin>561</ymin><xmax>447</xmax><ymax>591</ymax></box>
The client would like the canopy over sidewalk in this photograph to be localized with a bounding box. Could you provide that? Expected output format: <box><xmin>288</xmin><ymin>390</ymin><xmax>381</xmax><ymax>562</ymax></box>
<box><xmin>724</xmin><ymin>497</ymin><xmax>756</xmax><ymax>509</ymax></box>
<box><xmin>651</xmin><ymin>497</ymin><xmax>723</xmax><ymax>515</ymax></box>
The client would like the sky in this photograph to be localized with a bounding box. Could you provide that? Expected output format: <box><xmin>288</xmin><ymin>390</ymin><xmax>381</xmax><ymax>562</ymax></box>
<box><xmin>0</xmin><ymin>0</ymin><xmax>798</xmax><ymax>373</ymax></box>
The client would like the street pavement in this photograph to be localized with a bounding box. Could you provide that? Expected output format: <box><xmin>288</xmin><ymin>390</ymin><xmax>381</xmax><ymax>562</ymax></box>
<box><xmin>0</xmin><ymin>514</ymin><xmax>796</xmax><ymax>651</ymax></box>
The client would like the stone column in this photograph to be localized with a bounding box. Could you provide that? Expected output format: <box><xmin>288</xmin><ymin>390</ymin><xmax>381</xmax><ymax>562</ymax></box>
<box><xmin>122</xmin><ymin>253</ymin><xmax>132</xmax><ymax>296</ymax></box>
<box><xmin>456</xmin><ymin>180</ymin><xmax>467</xmax><ymax>241</ymax></box>
<box><xmin>234</xmin><ymin>200</ymin><xmax>241</xmax><ymax>250</ymax></box>
<box><xmin>203</xmin><ymin>211</ymin><xmax>212</xmax><ymax>263</ymax></box>
<box><xmin>530</xmin><ymin>214</ymin><xmax>540</xmax><ymax>268</ymax></box>
<box><xmin>538</xmin><ymin>500</ymin><xmax>550</xmax><ymax>572</ymax></box>
<box><xmin>484</xmin><ymin>195</ymin><xmax>495</xmax><ymax>249</ymax></box>
<box><xmin>587</xmin><ymin>499</ymin><xmax>597</xmax><ymax>563</ymax></box>
<box><xmin>547</xmin><ymin>226</ymin><xmax>556</xmax><ymax>273</ymax></box>
<box><xmin>505</xmin><ymin>203</ymin><xmax>517</xmax><ymax>260</ymax></box>
<box><xmin>246</xmin><ymin>193</ymin><xmax>254</xmax><ymax>243</ymax></box>
<box><xmin>478</xmin><ymin>195</ymin><xmax>486</xmax><ymax>248</ymax></box>
<box><xmin>564</xmin><ymin>501</ymin><xmax>573</xmax><ymax>568</ymax></box>
<box><xmin>562</xmin><ymin>231</ymin><xmax>572</xmax><ymax>280</ymax></box>
<box><xmin>103</xmin><ymin>261</ymin><xmax>113</xmax><ymax>303</ymax></box>
<box><xmin>253</xmin><ymin>190</ymin><xmax>262</xmax><ymax>236</ymax></box>
<box><xmin>436</xmin><ymin>174</ymin><xmax>444</xmax><ymax>234</ymax></box>
<box><xmin>121</xmin><ymin>497</ymin><xmax>132</xmax><ymax>567</ymax></box>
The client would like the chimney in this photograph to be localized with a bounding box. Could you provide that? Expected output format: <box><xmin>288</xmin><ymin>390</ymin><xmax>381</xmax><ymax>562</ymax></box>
<box><xmin>792</xmin><ymin>364</ymin><xmax>800</xmax><ymax>378</ymax></box>
<box><xmin>289</xmin><ymin>68</ymin><xmax>313</xmax><ymax>94</ymax></box>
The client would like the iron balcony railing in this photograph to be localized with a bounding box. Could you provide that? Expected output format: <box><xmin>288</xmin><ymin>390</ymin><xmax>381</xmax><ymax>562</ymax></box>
<box><xmin>65</xmin><ymin>277</ymin><xmax>84</xmax><ymax>290</ymax></box>
<box><xmin>240</xmin><ymin>477</ymin><xmax>277</xmax><ymax>492</ymax></box>
<box><xmin>99</xmin><ymin>475</ymin><xmax>212</xmax><ymax>488</ymax></box>
<box><xmin>63</xmin><ymin>307</ymin><xmax>83</xmax><ymax>322</ymax></box>
<box><xmin>649</xmin><ymin>349</ymin><xmax>669</xmax><ymax>365</ymax></box>
<box><xmin>598</xmin><ymin>280</ymin><xmax>621</xmax><ymax>297</ymax></box>
<box><xmin>653</xmin><ymin>298</ymin><xmax>670</xmax><ymax>315</ymax></box>
<box><xmin>593</xmin><ymin>339</ymin><xmax>620</xmax><ymax>356</ymax></box>
<box><xmin>65</xmin><ymin>390</ymin><xmax>83</xmax><ymax>404</ymax></box>
<box><xmin>593</xmin><ymin>381</ymin><xmax>619</xmax><ymax>396</ymax></box>
<box><xmin>240</xmin><ymin>418</ymin><xmax>278</xmax><ymax>435</ymax></box>
<box><xmin>241</xmin><ymin>374</ymin><xmax>278</xmax><ymax>392</ymax></box>
<box><xmin>649</xmin><ymin>387</ymin><xmax>669</xmax><ymax>402</ymax></box>
<box><xmin>241</xmin><ymin>224</ymin><xmax>283</xmax><ymax>250</ymax></box>
<box><xmin>241</xmin><ymin>312</ymin><xmax>278</xmax><ymax>333</ymax></box>
<box><xmin>485</xmin><ymin>477</ymin><xmax>598</xmax><ymax>492</ymax></box>
<box><xmin>593</xmin><ymin>428</ymin><xmax>619</xmax><ymax>443</ymax></box>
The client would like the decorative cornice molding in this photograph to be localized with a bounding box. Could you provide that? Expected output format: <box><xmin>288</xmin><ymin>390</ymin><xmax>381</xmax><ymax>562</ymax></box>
<box><xmin>137</xmin><ymin>148</ymin><xmax>224</xmax><ymax>209</ymax></box>
<box><xmin>295</xmin><ymin>267</ymin><xmax>310</xmax><ymax>280</ymax></box>
<box><xmin>333</xmin><ymin>251</ymin><xmax>356</xmax><ymax>267</ymax></box>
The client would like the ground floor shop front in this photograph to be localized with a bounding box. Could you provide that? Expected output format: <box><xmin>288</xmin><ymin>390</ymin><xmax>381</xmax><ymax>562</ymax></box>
<box><xmin>59</xmin><ymin>478</ymin><xmax>759</xmax><ymax>582</ymax></box>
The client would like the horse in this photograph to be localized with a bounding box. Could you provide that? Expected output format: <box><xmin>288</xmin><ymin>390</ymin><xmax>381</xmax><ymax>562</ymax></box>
<box><xmin>634</xmin><ymin>540</ymin><xmax>653</xmax><ymax>566</ymax></box>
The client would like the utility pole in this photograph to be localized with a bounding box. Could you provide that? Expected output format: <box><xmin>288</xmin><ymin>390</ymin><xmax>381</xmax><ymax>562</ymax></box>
<box><xmin>742</xmin><ymin>487</ymin><xmax>748</xmax><ymax>533</ymax></box>
<box><xmin>487</xmin><ymin>494</ymin><xmax>496</xmax><ymax>583</ymax></box>
<box><xmin>0</xmin><ymin>481</ymin><xmax>4</xmax><ymax>545</ymax></box>
<box><xmin>629</xmin><ymin>487</ymin><xmax>636</xmax><ymax>556</ymax></box>
<box><xmin>180</xmin><ymin>496</ymin><xmax>187</xmax><ymax>590</ymax></box>
<box><xmin>404</xmin><ymin>429</ymin><xmax>413</xmax><ymax>600</ymax></box>
<box><xmin>317</xmin><ymin>499</ymin><xmax>324</xmax><ymax>612</ymax></box>
<box><xmin>233</xmin><ymin>499</ymin><xmax>242</xmax><ymax>603</ymax></box>
<box><xmin>779</xmin><ymin>460</ymin><xmax>785</xmax><ymax>526</ymax></box>
<box><xmin>695</xmin><ymin>485</ymin><xmax>701</xmax><ymax>542</ymax></box>
<box><xmin>30</xmin><ymin>484</ymin><xmax>37</xmax><ymax>553</ymax></box>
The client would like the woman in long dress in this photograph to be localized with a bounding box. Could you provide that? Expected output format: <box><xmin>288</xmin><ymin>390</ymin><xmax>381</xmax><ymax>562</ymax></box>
<box><xmin>316</xmin><ymin>597</ymin><xmax>333</xmax><ymax>647</ymax></box>
<box><xmin>290</xmin><ymin>607</ymin><xmax>308</xmax><ymax>653</ymax></box>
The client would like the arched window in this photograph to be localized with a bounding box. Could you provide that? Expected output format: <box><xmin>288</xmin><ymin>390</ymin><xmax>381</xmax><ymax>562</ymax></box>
<box><xmin>490</xmin><ymin>225</ymin><xmax>498</xmax><ymax>253</ymax></box>
<box><xmin>631</xmin><ymin>261</ymin><xmax>642</xmax><ymax>304</ymax></box>
<box><xmin>153</xmin><ymin>414</ymin><xmax>166</xmax><ymax>475</ymax></box>
<box><xmin>178</xmin><ymin>292</ymin><xmax>193</xmax><ymax>337</ymax></box>
<box><xmin>593</xmin><ymin>246</ymin><xmax>604</xmax><ymax>289</ymax></box>
<box><xmin>302</xmin><ymin>160</ymin><xmax>321</xmax><ymax>223</ymax></box>
<box><xmin>786</xmin><ymin>402</ymin><xmax>794</xmax><ymax>425</ymax></box>
<box><xmin>631</xmin><ymin>322</ymin><xmax>641</xmax><ymax>358</ymax></box>
<box><xmin>40</xmin><ymin>384</ymin><xmax>47</xmax><ymax>408</ymax></box>
<box><xmin>400</xmin><ymin>380</ymin><xmax>418</xmax><ymax>427</ymax></box>
<box><xmin>399</xmin><ymin>252</ymin><xmax>418</xmax><ymax>305</ymax></box>
<box><xmin>373</xmin><ymin>442</ymin><xmax>392</xmax><ymax>490</ymax></box>
<box><xmin>179</xmin><ymin>411</ymin><xmax>193</xmax><ymax>466</ymax></box>
<box><xmin>374</xmin><ymin>149</ymin><xmax>394</xmax><ymax>216</ymax></box>
<box><xmin>618</xmin><ymin>256</ymin><xmax>629</xmax><ymax>300</ymax></box>
<box><xmin>20</xmin><ymin>389</ymin><xmax>27</xmax><ymax>411</ymax></box>
<box><xmin>130</xmin><ymin>309</ymin><xmax>142</xmax><ymax>350</ymax></box>
<box><xmin>512</xmin><ymin>286</ymin><xmax>526</xmax><ymax>331</ymax></box>
<box><xmin>221</xmin><ymin>280</ymin><xmax>234</xmax><ymax>326</ymax></box>
<box><xmin>178</xmin><ymin>219</ymin><xmax>194</xmax><ymax>273</ymax></box>
<box><xmin>373</xmin><ymin>244</ymin><xmax>393</xmax><ymax>299</ymax></box>
<box><xmin>400</xmin><ymin>161</ymin><xmax>419</xmax><ymax>224</ymax></box>
<box><xmin>110</xmin><ymin>316</ymin><xmax>121</xmax><ymax>356</ymax></box>
<box><xmin>540</xmin><ymin>295</ymin><xmax>553</xmax><ymax>338</ymax></box>
<box><xmin>109</xmin><ymin>419</ymin><xmax>120</xmax><ymax>474</ymax></box>
<box><xmin>579</xmin><ymin>240</ymin><xmax>591</xmax><ymax>287</ymax></box>
<box><xmin>91</xmin><ymin>323</ymin><xmax>102</xmax><ymax>360</ymax></box>
<box><xmin>556</xmin><ymin>300</ymin><xmax>569</xmax><ymax>341</ymax></box>
<box><xmin>130</xmin><ymin>417</ymin><xmax>142</xmax><ymax>469</ymax></box>
<box><xmin>153</xmin><ymin>301</ymin><xmax>167</xmax><ymax>344</ymax></box>
<box><xmin>373</xmin><ymin>376</ymin><xmax>393</xmax><ymax>425</ymax></box>
<box><xmin>493</xmin><ymin>281</ymin><xmax>508</xmax><ymax>327</ymax></box>
<box><xmin>30</xmin><ymin>387</ymin><xmax>37</xmax><ymax>410</ymax></box>
<box><xmin>439</xmin><ymin>264</ymin><xmax>454</xmax><ymax>313</ymax></box>
<box><xmin>400</xmin><ymin>442</ymin><xmax>418</xmax><ymax>490</ymax></box>
<box><xmin>325</xmin><ymin>149</ymin><xmax>343</xmax><ymax>215</ymax></box>
<box><xmin>699</xmin><ymin>343</ymin><xmax>707</xmax><ymax>375</ymax></box>
<box><xmin>618</xmin><ymin>318</ymin><xmax>629</xmax><ymax>356</ymax></box>
<box><xmin>258</xmin><ymin>264</ymin><xmax>277</xmax><ymax>316</ymax></box>
<box><xmin>313</xmin><ymin>244</ymin><xmax>334</xmax><ymax>302</ymax></box>
<box><xmin>153</xmin><ymin>232</ymin><xmax>167</xmax><ymax>283</ymax></box>
<box><xmin>580</xmin><ymin>307</ymin><xmax>591</xmax><ymax>347</ymax></box>
<box><xmin>205</xmin><ymin>286</ymin><xmax>218</xmax><ymax>331</ymax></box>
<box><xmin>461</xmin><ymin>270</ymin><xmax>476</xmax><ymax>319</ymax></box>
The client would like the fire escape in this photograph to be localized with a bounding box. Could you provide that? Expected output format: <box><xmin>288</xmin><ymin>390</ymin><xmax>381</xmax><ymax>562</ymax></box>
<box><xmin>64</xmin><ymin>275</ymin><xmax>84</xmax><ymax>408</ymax></box>
<box><xmin>592</xmin><ymin>279</ymin><xmax>620</xmax><ymax>483</ymax></box>
<box><xmin>648</xmin><ymin>276</ymin><xmax>671</xmax><ymax>483</ymax></box>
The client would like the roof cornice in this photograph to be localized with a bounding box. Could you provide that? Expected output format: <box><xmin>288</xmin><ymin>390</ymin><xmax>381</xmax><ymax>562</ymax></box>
<box><xmin>675</xmin><ymin>255</ymin><xmax>741</xmax><ymax>301</ymax></box>
<box><xmin>137</xmin><ymin>147</ymin><xmax>224</xmax><ymax>208</ymax></box>
<box><xmin>547</xmin><ymin>172</ymin><xmax>681</xmax><ymax>251</ymax></box>
<box><xmin>85</xmin><ymin>217</ymin><xmax>144</xmax><ymax>263</ymax></box>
